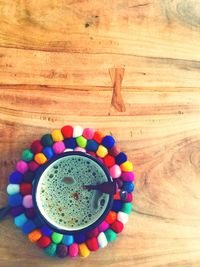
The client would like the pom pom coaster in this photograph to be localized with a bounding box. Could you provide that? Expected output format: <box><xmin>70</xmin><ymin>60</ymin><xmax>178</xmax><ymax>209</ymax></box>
<box><xmin>4</xmin><ymin>125</ymin><xmax>134</xmax><ymax>259</ymax></box>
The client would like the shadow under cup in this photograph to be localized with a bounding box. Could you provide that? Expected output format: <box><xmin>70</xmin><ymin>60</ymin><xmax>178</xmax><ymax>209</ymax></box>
<box><xmin>32</xmin><ymin>151</ymin><xmax>113</xmax><ymax>235</ymax></box>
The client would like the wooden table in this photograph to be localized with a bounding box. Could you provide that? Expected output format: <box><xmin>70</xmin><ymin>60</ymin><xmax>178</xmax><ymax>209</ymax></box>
<box><xmin>0</xmin><ymin>1</ymin><xmax>200</xmax><ymax>266</ymax></box>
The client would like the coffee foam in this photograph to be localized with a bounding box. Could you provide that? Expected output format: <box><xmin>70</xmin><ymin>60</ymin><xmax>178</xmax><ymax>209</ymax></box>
<box><xmin>36</xmin><ymin>154</ymin><xmax>110</xmax><ymax>231</ymax></box>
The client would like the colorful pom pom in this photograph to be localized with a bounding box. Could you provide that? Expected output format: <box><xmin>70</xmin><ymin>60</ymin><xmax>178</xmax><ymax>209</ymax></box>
<box><xmin>31</xmin><ymin>140</ymin><xmax>43</xmax><ymax>154</ymax></box>
<box><xmin>102</xmin><ymin>135</ymin><xmax>115</xmax><ymax>149</ymax></box>
<box><xmin>40</xmin><ymin>225</ymin><xmax>53</xmax><ymax>236</ymax></box>
<box><xmin>98</xmin><ymin>221</ymin><xmax>109</xmax><ymax>232</ymax></box>
<box><xmin>76</xmin><ymin>136</ymin><xmax>87</xmax><ymax>148</ymax></box>
<box><xmin>112</xmin><ymin>200</ymin><xmax>122</xmax><ymax>212</ymax></box>
<box><xmin>34</xmin><ymin>153</ymin><xmax>47</xmax><ymax>165</ymax></box>
<box><xmin>82</xmin><ymin>128</ymin><xmax>94</xmax><ymax>140</ymax></box>
<box><xmin>20</xmin><ymin>183</ymin><xmax>32</xmax><ymax>195</ymax></box>
<box><xmin>7</xmin><ymin>184</ymin><xmax>20</xmax><ymax>195</ymax></box>
<box><xmin>52</xmin><ymin>141</ymin><xmax>65</xmax><ymax>154</ymax></box>
<box><xmin>86</xmin><ymin>237</ymin><xmax>99</xmax><ymax>251</ymax></box>
<box><xmin>64</xmin><ymin>138</ymin><xmax>77</xmax><ymax>149</ymax></box>
<box><xmin>62</xmin><ymin>235</ymin><xmax>74</xmax><ymax>246</ymax></box>
<box><xmin>104</xmin><ymin>229</ymin><xmax>117</xmax><ymax>243</ymax></box>
<box><xmin>93</xmin><ymin>131</ymin><xmax>104</xmax><ymax>143</ymax></box>
<box><xmin>41</xmin><ymin>134</ymin><xmax>54</xmax><ymax>147</ymax></box>
<box><xmin>22</xmin><ymin>220</ymin><xmax>36</xmax><ymax>234</ymax></box>
<box><xmin>14</xmin><ymin>213</ymin><xmax>27</xmax><ymax>228</ymax></box>
<box><xmin>123</xmin><ymin>181</ymin><xmax>134</xmax><ymax>193</ymax></box>
<box><xmin>44</xmin><ymin>243</ymin><xmax>57</xmax><ymax>256</ymax></box>
<box><xmin>105</xmin><ymin>211</ymin><xmax>117</xmax><ymax>224</ymax></box>
<box><xmin>74</xmin><ymin>233</ymin><xmax>86</xmax><ymax>244</ymax></box>
<box><xmin>16</xmin><ymin>160</ymin><xmax>28</xmax><ymax>174</ymax></box>
<box><xmin>73</xmin><ymin>126</ymin><xmax>83</xmax><ymax>138</ymax></box>
<box><xmin>61</xmin><ymin>125</ymin><xmax>73</xmax><ymax>138</ymax></box>
<box><xmin>38</xmin><ymin>236</ymin><xmax>51</xmax><ymax>248</ymax></box>
<box><xmin>97</xmin><ymin>232</ymin><xmax>108</xmax><ymax>248</ymax></box>
<box><xmin>56</xmin><ymin>244</ymin><xmax>68</xmax><ymax>258</ymax></box>
<box><xmin>25</xmin><ymin>207</ymin><xmax>35</xmax><ymax>219</ymax></box>
<box><xmin>86</xmin><ymin>140</ymin><xmax>98</xmax><ymax>152</ymax></box>
<box><xmin>9</xmin><ymin>193</ymin><xmax>23</xmax><ymax>207</ymax></box>
<box><xmin>23</xmin><ymin>195</ymin><xmax>33</xmax><ymax>208</ymax></box>
<box><xmin>69</xmin><ymin>243</ymin><xmax>79</xmax><ymax>257</ymax></box>
<box><xmin>9</xmin><ymin>171</ymin><xmax>23</xmax><ymax>184</ymax></box>
<box><xmin>86</xmin><ymin>227</ymin><xmax>99</xmax><ymax>238</ymax></box>
<box><xmin>28</xmin><ymin>229</ymin><xmax>42</xmax><ymax>243</ymax></box>
<box><xmin>51</xmin><ymin>232</ymin><xmax>63</xmax><ymax>244</ymax></box>
<box><xmin>43</xmin><ymin>147</ymin><xmax>54</xmax><ymax>159</ymax></box>
<box><xmin>10</xmin><ymin>206</ymin><xmax>25</xmax><ymax>217</ymax></box>
<box><xmin>79</xmin><ymin>242</ymin><xmax>91</xmax><ymax>258</ymax></box>
<box><xmin>121</xmin><ymin>203</ymin><xmax>132</xmax><ymax>214</ymax></box>
<box><xmin>121</xmin><ymin>172</ymin><xmax>134</xmax><ymax>182</ymax></box>
<box><xmin>120</xmin><ymin>161</ymin><xmax>133</xmax><ymax>172</ymax></box>
<box><xmin>109</xmin><ymin>164</ymin><xmax>121</xmax><ymax>179</ymax></box>
<box><xmin>28</xmin><ymin>161</ymin><xmax>39</xmax><ymax>172</ymax></box>
<box><xmin>117</xmin><ymin>211</ymin><xmax>129</xmax><ymax>224</ymax></box>
<box><xmin>96</xmin><ymin>145</ymin><xmax>108</xmax><ymax>158</ymax></box>
<box><xmin>109</xmin><ymin>145</ymin><xmax>120</xmax><ymax>157</ymax></box>
<box><xmin>115</xmin><ymin>152</ymin><xmax>127</xmax><ymax>165</ymax></box>
<box><xmin>104</xmin><ymin>154</ymin><xmax>115</xmax><ymax>167</ymax></box>
<box><xmin>23</xmin><ymin>171</ymin><xmax>35</xmax><ymax>183</ymax></box>
<box><xmin>21</xmin><ymin>149</ymin><xmax>34</xmax><ymax>162</ymax></box>
<box><xmin>110</xmin><ymin>220</ymin><xmax>124</xmax><ymax>234</ymax></box>
<box><xmin>52</xmin><ymin>129</ymin><xmax>64</xmax><ymax>142</ymax></box>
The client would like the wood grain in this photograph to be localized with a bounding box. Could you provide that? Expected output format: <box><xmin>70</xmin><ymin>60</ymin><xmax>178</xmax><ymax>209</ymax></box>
<box><xmin>0</xmin><ymin>0</ymin><xmax>200</xmax><ymax>266</ymax></box>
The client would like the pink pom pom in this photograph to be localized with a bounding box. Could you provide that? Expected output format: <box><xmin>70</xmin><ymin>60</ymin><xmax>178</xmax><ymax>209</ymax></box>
<box><xmin>121</xmin><ymin>172</ymin><xmax>134</xmax><ymax>182</ymax></box>
<box><xmin>16</xmin><ymin>160</ymin><xmax>28</xmax><ymax>174</ymax></box>
<box><xmin>28</xmin><ymin>161</ymin><xmax>39</xmax><ymax>171</ymax></box>
<box><xmin>23</xmin><ymin>195</ymin><xmax>33</xmax><ymax>208</ymax></box>
<box><xmin>82</xmin><ymin>128</ymin><xmax>94</xmax><ymax>140</ymax></box>
<box><xmin>98</xmin><ymin>221</ymin><xmax>109</xmax><ymax>232</ymax></box>
<box><xmin>109</xmin><ymin>164</ymin><xmax>121</xmax><ymax>179</ymax></box>
<box><xmin>52</xmin><ymin>141</ymin><xmax>65</xmax><ymax>154</ymax></box>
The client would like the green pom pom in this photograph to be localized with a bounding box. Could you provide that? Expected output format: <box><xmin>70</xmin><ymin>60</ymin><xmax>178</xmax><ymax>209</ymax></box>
<box><xmin>21</xmin><ymin>149</ymin><xmax>33</xmax><ymax>162</ymax></box>
<box><xmin>121</xmin><ymin>203</ymin><xmax>132</xmax><ymax>214</ymax></box>
<box><xmin>44</xmin><ymin>243</ymin><xmax>57</xmax><ymax>256</ymax></box>
<box><xmin>105</xmin><ymin>229</ymin><xmax>117</xmax><ymax>242</ymax></box>
<box><xmin>76</xmin><ymin>136</ymin><xmax>87</xmax><ymax>148</ymax></box>
<box><xmin>51</xmin><ymin>232</ymin><xmax>63</xmax><ymax>244</ymax></box>
<box><xmin>41</xmin><ymin>134</ymin><xmax>53</xmax><ymax>147</ymax></box>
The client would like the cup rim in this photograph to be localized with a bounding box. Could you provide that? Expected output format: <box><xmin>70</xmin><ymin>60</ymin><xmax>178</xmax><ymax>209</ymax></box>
<box><xmin>32</xmin><ymin>151</ymin><xmax>114</xmax><ymax>235</ymax></box>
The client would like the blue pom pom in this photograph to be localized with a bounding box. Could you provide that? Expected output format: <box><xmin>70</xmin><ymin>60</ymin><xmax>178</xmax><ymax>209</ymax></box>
<box><xmin>14</xmin><ymin>213</ymin><xmax>27</xmax><ymax>228</ymax></box>
<box><xmin>112</xmin><ymin>200</ymin><xmax>122</xmax><ymax>212</ymax></box>
<box><xmin>8</xmin><ymin>193</ymin><xmax>23</xmax><ymax>207</ymax></box>
<box><xmin>64</xmin><ymin>138</ymin><xmax>77</xmax><ymax>149</ymax></box>
<box><xmin>33</xmin><ymin>216</ymin><xmax>44</xmax><ymax>227</ymax></box>
<box><xmin>43</xmin><ymin>147</ymin><xmax>54</xmax><ymax>159</ymax></box>
<box><xmin>22</xmin><ymin>220</ymin><xmax>36</xmax><ymax>234</ymax></box>
<box><xmin>123</xmin><ymin>182</ymin><xmax>134</xmax><ymax>193</ymax></box>
<box><xmin>102</xmin><ymin>135</ymin><xmax>115</xmax><ymax>149</ymax></box>
<box><xmin>86</xmin><ymin>140</ymin><xmax>98</xmax><ymax>152</ymax></box>
<box><xmin>115</xmin><ymin>152</ymin><xmax>127</xmax><ymax>165</ymax></box>
<box><xmin>74</xmin><ymin>233</ymin><xmax>86</xmax><ymax>244</ymax></box>
<box><xmin>62</xmin><ymin>235</ymin><xmax>74</xmax><ymax>246</ymax></box>
<box><xmin>40</xmin><ymin>225</ymin><xmax>53</xmax><ymax>236</ymax></box>
<box><xmin>9</xmin><ymin>171</ymin><xmax>23</xmax><ymax>184</ymax></box>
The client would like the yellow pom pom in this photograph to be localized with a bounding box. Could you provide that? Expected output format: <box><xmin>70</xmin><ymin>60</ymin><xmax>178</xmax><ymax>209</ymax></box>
<box><xmin>28</xmin><ymin>229</ymin><xmax>42</xmax><ymax>243</ymax></box>
<box><xmin>96</xmin><ymin>145</ymin><xmax>108</xmax><ymax>158</ymax></box>
<box><xmin>120</xmin><ymin>161</ymin><xmax>133</xmax><ymax>172</ymax></box>
<box><xmin>34</xmin><ymin>153</ymin><xmax>47</xmax><ymax>165</ymax></box>
<box><xmin>79</xmin><ymin>243</ymin><xmax>91</xmax><ymax>258</ymax></box>
<box><xmin>52</xmin><ymin>129</ymin><xmax>64</xmax><ymax>142</ymax></box>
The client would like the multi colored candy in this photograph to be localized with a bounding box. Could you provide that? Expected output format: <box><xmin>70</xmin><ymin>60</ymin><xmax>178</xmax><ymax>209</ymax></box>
<box><xmin>7</xmin><ymin>125</ymin><xmax>134</xmax><ymax>258</ymax></box>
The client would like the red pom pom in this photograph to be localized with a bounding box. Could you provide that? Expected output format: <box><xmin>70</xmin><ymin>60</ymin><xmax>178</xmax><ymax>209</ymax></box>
<box><xmin>37</xmin><ymin>236</ymin><xmax>51</xmax><ymax>248</ymax></box>
<box><xmin>105</xmin><ymin>211</ymin><xmax>117</xmax><ymax>224</ymax></box>
<box><xmin>20</xmin><ymin>183</ymin><xmax>32</xmax><ymax>195</ymax></box>
<box><xmin>104</xmin><ymin>155</ymin><xmax>115</xmax><ymax>167</ymax></box>
<box><xmin>93</xmin><ymin>131</ymin><xmax>104</xmax><ymax>144</ymax></box>
<box><xmin>111</xmin><ymin>220</ymin><xmax>124</xmax><ymax>233</ymax></box>
<box><xmin>30</xmin><ymin>140</ymin><xmax>43</xmax><ymax>154</ymax></box>
<box><xmin>28</xmin><ymin>161</ymin><xmax>39</xmax><ymax>171</ymax></box>
<box><xmin>86</xmin><ymin>227</ymin><xmax>99</xmax><ymax>238</ymax></box>
<box><xmin>109</xmin><ymin>145</ymin><xmax>120</xmax><ymax>157</ymax></box>
<box><xmin>61</xmin><ymin>125</ymin><xmax>73</xmax><ymax>138</ymax></box>
<box><xmin>86</xmin><ymin>237</ymin><xmax>99</xmax><ymax>251</ymax></box>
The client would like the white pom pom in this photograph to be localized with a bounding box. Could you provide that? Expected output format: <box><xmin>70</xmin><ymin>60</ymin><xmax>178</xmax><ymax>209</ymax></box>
<box><xmin>117</xmin><ymin>211</ymin><xmax>129</xmax><ymax>224</ymax></box>
<box><xmin>73</xmin><ymin>126</ymin><xmax>83</xmax><ymax>138</ymax></box>
<box><xmin>7</xmin><ymin>184</ymin><xmax>20</xmax><ymax>195</ymax></box>
<box><xmin>97</xmin><ymin>232</ymin><xmax>108</xmax><ymax>248</ymax></box>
